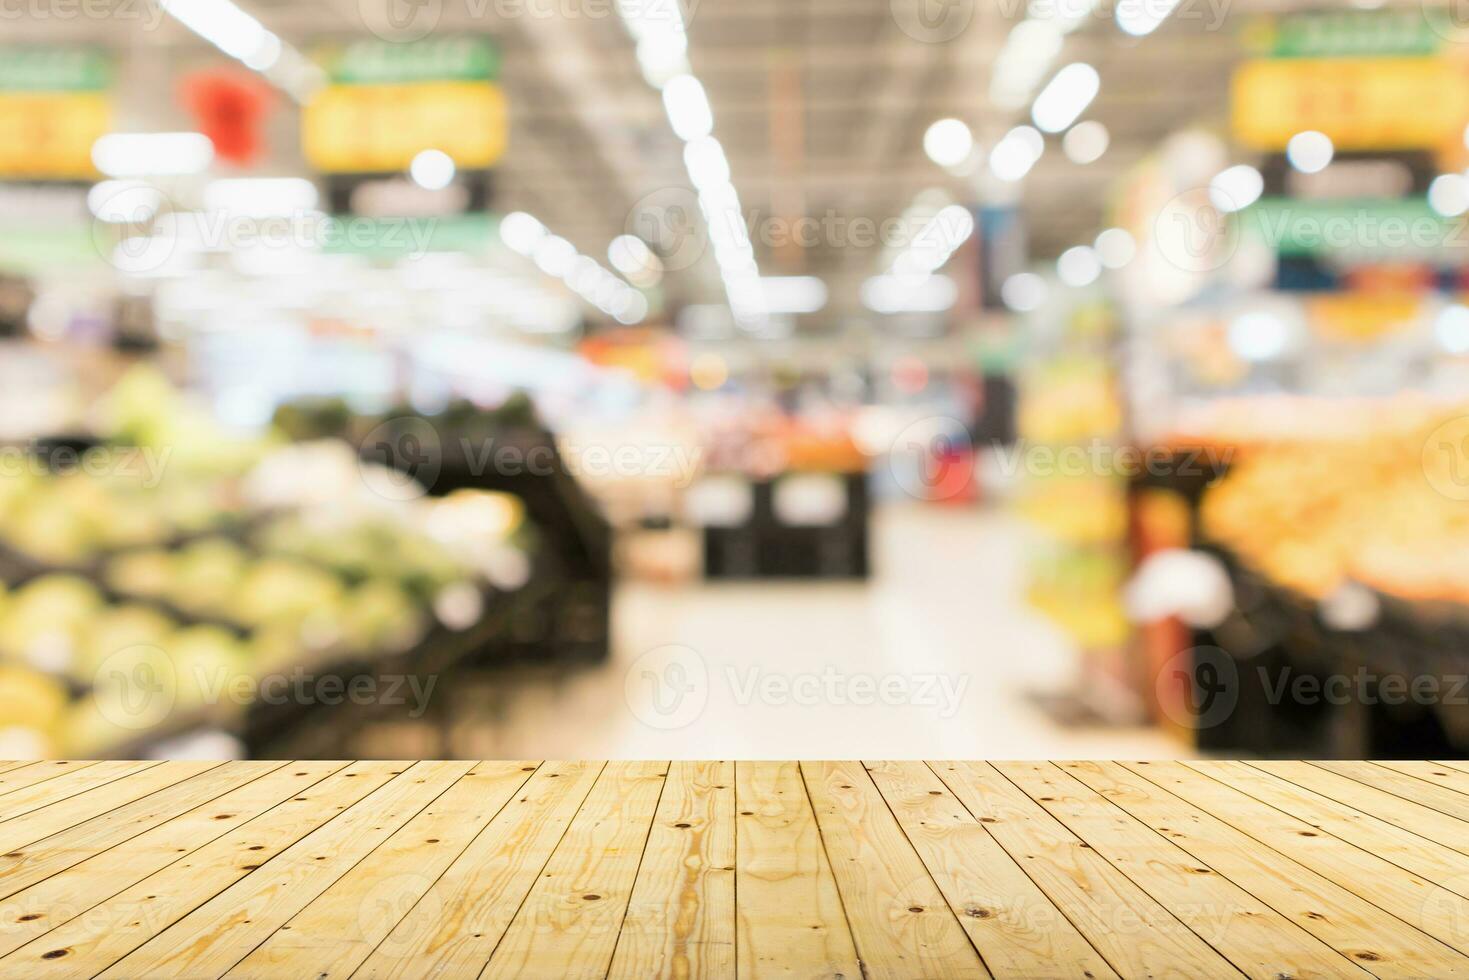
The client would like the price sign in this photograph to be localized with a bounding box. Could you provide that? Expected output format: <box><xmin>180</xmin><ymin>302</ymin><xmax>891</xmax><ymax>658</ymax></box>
<box><xmin>1232</xmin><ymin>57</ymin><xmax>1469</xmax><ymax>151</ymax></box>
<box><xmin>302</xmin><ymin>80</ymin><xmax>507</xmax><ymax>173</ymax></box>
<box><xmin>0</xmin><ymin>90</ymin><xmax>109</xmax><ymax>179</ymax></box>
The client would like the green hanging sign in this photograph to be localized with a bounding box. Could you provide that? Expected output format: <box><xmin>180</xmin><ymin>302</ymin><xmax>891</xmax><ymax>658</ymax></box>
<box><xmin>316</xmin><ymin>37</ymin><xmax>500</xmax><ymax>85</ymax></box>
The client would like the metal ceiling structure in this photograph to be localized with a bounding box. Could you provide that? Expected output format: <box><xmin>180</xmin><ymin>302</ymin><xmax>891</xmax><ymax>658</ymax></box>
<box><xmin>8</xmin><ymin>0</ymin><xmax>1320</xmax><ymax>321</ymax></box>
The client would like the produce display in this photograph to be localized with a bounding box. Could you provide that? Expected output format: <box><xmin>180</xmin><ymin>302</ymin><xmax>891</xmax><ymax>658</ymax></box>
<box><xmin>0</xmin><ymin>370</ymin><xmax>533</xmax><ymax>759</ymax></box>
<box><xmin>1202</xmin><ymin>401</ymin><xmax>1469</xmax><ymax>603</ymax></box>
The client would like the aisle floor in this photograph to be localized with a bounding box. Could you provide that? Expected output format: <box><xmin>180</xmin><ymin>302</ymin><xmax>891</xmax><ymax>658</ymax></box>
<box><xmin>455</xmin><ymin>505</ymin><xmax>1186</xmax><ymax>759</ymax></box>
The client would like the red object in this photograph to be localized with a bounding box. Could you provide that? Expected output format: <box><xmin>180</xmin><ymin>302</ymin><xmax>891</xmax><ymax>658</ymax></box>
<box><xmin>179</xmin><ymin>71</ymin><xmax>274</xmax><ymax>166</ymax></box>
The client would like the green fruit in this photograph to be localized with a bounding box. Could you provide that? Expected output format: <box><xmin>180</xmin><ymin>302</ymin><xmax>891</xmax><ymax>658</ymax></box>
<box><xmin>163</xmin><ymin>626</ymin><xmax>247</xmax><ymax>709</ymax></box>
<box><xmin>77</xmin><ymin>605</ymin><xmax>176</xmax><ymax>683</ymax></box>
<box><xmin>343</xmin><ymin>580</ymin><xmax>427</xmax><ymax>655</ymax></box>
<box><xmin>105</xmin><ymin>549</ymin><xmax>175</xmax><ymax>599</ymax></box>
<box><xmin>0</xmin><ymin>575</ymin><xmax>103</xmax><ymax>665</ymax></box>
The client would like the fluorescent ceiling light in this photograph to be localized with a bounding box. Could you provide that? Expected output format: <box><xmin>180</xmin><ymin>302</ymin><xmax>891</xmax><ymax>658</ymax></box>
<box><xmin>1286</xmin><ymin>130</ymin><xmax>1334</xmax><ymax>175</ymax></box>
<box><xmin>861</xmin><ymin>274</ymin><xmax>958</xmax><ymax>314</ymax></box>
<box><xmin>205</xmin><ymin>177</ymin><xmax>318</xmax><ymax>217</ymax></box>
<box><xmin>87</xmin><ymin>181</ymin><xmax>163</xmax><ymax>224</ymax></box>
<box><xmin>534</xmin><ymin>235</ymin><xmax>578</xmax><ymax>278</ymax></box>
<box><xmin>662</xmin><ymin>74</ymin><xmax>714</xmax><ymax>141</ymax></box>
<box><xmin>683</xmin><ymin>137</ymin><xmax>731</xmax><ymax>190</ymax></box>
<box><xmin>410</xmin><ymin>149</ymin><xmax>457</xmax><ymax>190</ymax></box>
<box><xmin>1208</xmin><ymin>164</ymin><xmax>1264</xmax><ymax>213</ymax></box>
<box><xmin>1429</xmin><ymin>173</ymin><xmax>1469</xmax><ymax>218</ymax></box>
<box><xmin>923</xmin><ymin>119</ymin><xmax>974</xmax><ymax>169</ymax></box>
<box><xmin>1062</xmin><ymin>120</ymin><xmax>1109</xmax><ymax>164</ymax></box>
<box><xmin>92</xmin><ymin>132</ymin><xmax>214</xmax><ymax>178</ymax></box>
<box><xmin>760</xmin><ymin>276</ymin><xmax>828</xmax><ymax>315</ymax></box>
<box><xmin>1001</xmin><ymin>272</ymin><xmax>1047</xmax><ymax>312</ymax></box>
<box><xmin>1031</xmin><ymin>63</ymin><xmax>1100</xmax><ymax>134</ymax></box>
<box><xmin>989</xmin><ymin>126</ymin><xmax>1044</xmax><ymax>182</ymax></box>
<box><xmin>608</xmin><ymin>234</ymin><xmax>656</xmax><ymax>275</ymax></box>
<box><xmin>499</xmin><ymin>212</ymin><xmax>547</xmax><ymax>255</ymax></box>
<box><xmin>1056</xmin><ymin>245</ymin><xmax>1102</xmax><ymax>287</ymax></box>
<box><xmin>1117</xmin><ymin>0</ymin><xmax>1181</xmax><ymax>36</ymax></box>
<box><xmin>1094</xmin><ymin>227</ymin><xmax>1137</xmax><ymax>268</ymax></box>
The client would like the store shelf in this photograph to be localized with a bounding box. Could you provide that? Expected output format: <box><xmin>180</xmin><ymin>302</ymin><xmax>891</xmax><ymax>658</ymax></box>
<box><xmin>0</xmin><ymin>760</ymin><xmax>1466</xmax><ymax>976</ymax></box>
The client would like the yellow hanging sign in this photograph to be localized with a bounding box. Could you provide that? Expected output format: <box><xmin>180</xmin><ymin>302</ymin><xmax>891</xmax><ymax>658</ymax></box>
<box><xmin>302</xmin><ymin>80</ymin><xmax>507</xmax><ymax>173</ymax></box>
<box><xmin>1232</xmin><ymin>56</ymin><xmax>1469</xmax><ymax>151</ymax></box>
<box><xmin>0</xmin><ymin>90</ymin><xmax>109</xmax><ymax>179</ymax></box>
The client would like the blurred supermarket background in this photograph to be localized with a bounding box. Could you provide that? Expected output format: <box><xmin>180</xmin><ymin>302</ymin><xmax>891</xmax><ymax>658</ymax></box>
<box><xmin>1</xmin><ymin>0</ymin><xmax>1468</xmax><ymax>761</ymax></box>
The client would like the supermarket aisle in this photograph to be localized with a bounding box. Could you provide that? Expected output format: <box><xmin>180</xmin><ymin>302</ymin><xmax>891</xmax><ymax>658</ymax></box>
<box><xmin>450</xmin><ymin>505</ymin><xmax>1187</xmax><ymax>759</ymax></box>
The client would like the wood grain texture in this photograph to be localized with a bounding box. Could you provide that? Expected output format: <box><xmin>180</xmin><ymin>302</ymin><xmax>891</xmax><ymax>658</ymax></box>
<box><xmin>608</xmin><ymin>760</ymin><xmax>735</xmax><ymax>980</ymax></box>
<box><xmin>734</xmin><ymin>761</ymin><xmax>861</xmax><ymax>980</ymax></box>
<box><xmin>0</xmin><ymin>759</ymin><xmax>1466</xmax><ymax>978</ymax></box>
<box><xmin>1061</xmin><ymin>761</ymin><xmax>1469</xmax><ymax>978</ymax></box>
<box><xmin>480</xmin><ymin>760</ymin><xmax>668</xmax><ymax>980</ymax></box>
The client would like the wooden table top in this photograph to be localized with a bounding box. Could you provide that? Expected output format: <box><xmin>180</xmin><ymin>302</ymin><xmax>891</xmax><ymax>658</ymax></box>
<box><xmin>0</xmin><ymin>760</ymin><xmax>1466</xmax><ymax>978</ymax></box>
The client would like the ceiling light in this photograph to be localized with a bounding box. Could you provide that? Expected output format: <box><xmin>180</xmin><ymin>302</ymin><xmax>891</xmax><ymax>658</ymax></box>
<box><xmin>1063</xmin><ymin>120</ymin><xmax>1109</xmax><ymax>164</ymax></box>
<box><xmin>662</xmin><ymin>74</ymin><xmax>714</xmax><ymax>141</ymax></box>
<box><xmin>1208</xmin><ymin>164</ymin><xmax>1264</xmax><ymax>213</ymax></box>
<box><xmin>1429</xmin><ymin>173</ymin><xmax>1469</xmax><ymax>217</ymax></box>
<box><xmin>1286</xmin><ymin>131</ymin><xmax>1334</xmax><ymax>174</ymax></box>
<box><xmin>91</xmin><ymin>132</ymin><xmax>214</xmax><ymax>178</ymax></box>
<box><xmin>989</xmin><ymin>126</ymin><xmax>1044</xmax><ymax>182</ymax></box>
<box><xmin>1116</xmin><ymin>0</ymin><xmax>1181</xmax><ymax>36</ymax></box>
<box><xmin>1436</xmin><ymin>304</ymin><xmax>1469</xmax><ymax>354</ymax></box>
<box><xmin>608</xmin><ymin>234</ymin><xmax>655</xmax><ymax>275</ymax></box>
<box><xmin>1094</xmin><ymin>228</ymin><xmax>1136</xmax><ymax>268</ymax></box>
<box><xmin>760</xmin><ymin>276</ymin><xmax>828</xmax><ymax>315</ymax></box>
<box><xmin>861</xmin><ymin>275</ymin><xmax>958</xmax><ymax>314</ymax></box>
<box><xmin>533</xmin><ymin>235</ymin><xmax>577</xmax><ymax>278</ymax></box>
<box><xmin>923</xmin><ymin>119</ymin><xmax>974</xmax><ymax>168</ymax></box>
<box><xmin>204</xmin><ymin>177</ymin><xmax>318</xmax><ymax>217</ymax></box>
<box><xmin>1228</xmin><ymin>311</ymin><xmax>1290</xmax><ymax>361</ymax></box>
<box><xmin>87</xmin><ymin>181</ymin><xmax>163</xmax><ymax>224</ymax></box>
<box><xmin>409</xmin><ymin>149</ymin><xmax>456</xmax><ymax>190</ymax></box>
<box><xmin>1031</xmin><ymin>63</ymin><xmax>1100</xmax><ymax>134</ymax></box>
<box><xmin>499</xmin><ymin>211</ymin><xmax>547</xmax><ymax>255</ymax></box>
<box><xmin>1000</xmin><ymin>272</ymin><xmax>1048</xmax><ymax>312</ymax></box>
<box><xmin>683</xmin><ymin>137</ymin><xmax>731</xmax><ymax>190</ymax></box>
<box><xmin>1057</xmin><ymin>245</ymin><xmax>1101</xmax><ymax>287</ymax></box>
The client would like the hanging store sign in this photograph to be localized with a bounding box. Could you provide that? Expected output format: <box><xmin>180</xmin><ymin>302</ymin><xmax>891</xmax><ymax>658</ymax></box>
<box><xmin>303</xmin><ymin>79</ymin><xmax>507</xmax><ymax>173</ymax></box>
<box><xmin>1231</xmin><ymin>57</ymin><xmax>1469</xmax><ymax>151</ymax></box>
<box><xmin>303</xmin><ymin>38</ymin><xmax>505</xmax><ymax>174</ymax></box>
<box><xmin>1244</xmin><ymin>10</ymin><xmax>1443</xmax><ymax>58</ymax></box>
<box><xmin>0</xmin><ymin>46</ymin><xmax>111</xmax><ymax>179</ymax></box>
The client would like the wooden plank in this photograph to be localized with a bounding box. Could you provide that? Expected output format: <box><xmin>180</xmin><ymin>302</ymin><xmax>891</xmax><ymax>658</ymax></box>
<box><xmin>733</xmin><ymin>761</ymin><xmax>860</xmax><ymax>980</ymax></box>
<box><xmin>0</xmin><ymin>760</ymin><xmax>408</xmax><ymax>978</ymax></box>
<box><xmin>1374</xmin><ymin>762</ymin><xmax>1469</xmax><ymax>799</ymax></box>
<box><xmin>997</xmin><ymin>762</ymin><xmax>1368</xmax><ymax>978</ymax></box>
<box><xmin>1301</xmin><ymin>761</ymin><xmax>1469</xmax><ymax>833</ymax></box>
<box><xmin>0</xmin><ymin>761</ymin><xmax>151</xmax><ymax>824</ymax></box>
<box><xmin>481</xmin><ymin>761</ymin><xmax>668</xmax><ymax>980</ymax></box>
<box><xmin>864</xmin><ymin>761</ymin><xmax>1118</xmax><ymax>979</ymax></box>
<box><xmin>1199</xmin><ymin>761</ymin><xmax>1469</xmax><ymax>887</ymax></box>
<box><xmin>355</xmin><ymin>761</ymin><xmax>604</xmax><ymax>980</ymax></box>
<box><xmin>93</xmin><ymin>761</ymin><xmax>473</xmax><ymax>979</ymax></box>
<box><xmin>1126</xmin><ymin>761</ymin><xmax>1469</xmax><ymax>955</ymax></box>
<box><xmin>0</xmin><ymin>766</ymin><xmax>30</xmax><ymax>779</ymax></box>
<box><xmin>0</xmin><ymin>763</ymin><xmax>92</xmax><ymax>802</ymax></box>
<box><xmin>1061</xmin><ymin>761</ymin><xmax>1469</xmax><ymax>978</ymax></box>
<box><xmin>932</xmin><ymin>761</ymin><xmax>1241</xmax><ymax>977</ymax></box>
<box><xmin>607</xmin><ymin>760</ymin><xmax>736</xmax><ymax>980</ymax></box>
<box><xmin>0</xmin><ymin>761</ymin><xmax>282</xmax><ymax>902</ymax></box>
<box><xmin>224</xmin><ymin>761</ymin><xmax>536</xmax><ymax>979</ymax></box>
<box><xmin>1437</xmin><ymin>761</ymin><xmax>1469</xmax><ymax>778</ymax></box>
<box><xmin>0</xmin><ymin>762</ymin><xmax>217</xmax><ymax>859</ymax></box>
<box><xmin>801</xmin><ymin>761</ymin><xmax>988</xmax><ymax>978</ymax></box>
<box><xmin>0</xmin><ymin>762</ymin><xmax>344</xmax><ymax>959</ymax></box>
